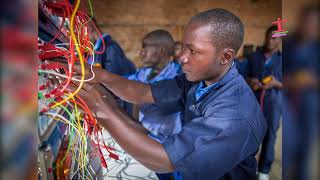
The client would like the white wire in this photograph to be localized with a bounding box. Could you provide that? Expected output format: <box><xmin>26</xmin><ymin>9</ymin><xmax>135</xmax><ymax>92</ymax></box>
<box><xmin>39</xmin><ymin>69</ymin><xmax>95</xmax><ymax>82</ymax></box>
<box><xmin>40</xmin><ymin>43</ymin><xmax>96</xmax><ymax>82</ymax></box>
<box><xmin>43</xmin><ymin>112</ymin><xmax>82</xmax><ymax>137</ymax></box>
<box><xmin>70</xmin><ymin>146</ymin><xmax>95</xmax><ymax>180</ymax></box>
<box><xmin>42</xmin><ymin>43</ymin><xmax>99</xmax><ymax>179</ymax></box>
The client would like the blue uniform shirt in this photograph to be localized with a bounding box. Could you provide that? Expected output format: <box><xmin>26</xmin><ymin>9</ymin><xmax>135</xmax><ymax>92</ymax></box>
<box><xmin>126</xmin><ymin>61</ymin><xmax>182</xmax><ymax>83</ymax></box>
<box><xmin>150</xmin><ymin>63</ymin><xmax>267</xmax><ymax>179</ymax></box>
<box><xmin>126</xmin><ymin>61</ymin><xmax>183</xmax><ymax>142</ymax></box>
<box><xmin>235</xmin><ymin>58</ymin><xmax>249</xmax><ymax>78</ymax></box>
<box><xmin>195</xmin><ymin>81</ymin><xmax>218</xmax><ymax>101</ymax></box>
<box><xmin>247</xmin><ymin>50</ymin><xmax>282</xmax><ymax>101</ymax></box>
<box><xmin>195</xmin><ymin>62</ymin><xmax>235</xmax><ymax>101</ymax></box>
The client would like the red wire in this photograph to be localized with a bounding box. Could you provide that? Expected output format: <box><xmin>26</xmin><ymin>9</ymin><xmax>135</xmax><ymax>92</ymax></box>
<box><xmin>48</xmin><ymin>10</ymin><xmax>66</xmax><ymax>44</ymax></box>
<box><xmin>47</xmin><ymin>47</ymin><xmax>73</xmax><ymax>94</ymax></box>
<box><xmin>80</xmin><ymin>12</ymin><xmax>106</xmax><ymax>55</ymax></box>
<box><xmin>74</xmin><ymin>94</ymin><xmax>97</xmax><ymax>125</ymax></box>
<box><xmin>41</xmin><ymin>1</ymin><xmax>119</xmax><ymax>166</ymax></box>
<box><xmin>259</xmin><ymin>89</ymin><xmax>266</xmax><ymax>111</ymax></box>
<box><xmin>64</xmin><ymin>0</ymin><xmax>72</xmax><ymax>19</ymax></box>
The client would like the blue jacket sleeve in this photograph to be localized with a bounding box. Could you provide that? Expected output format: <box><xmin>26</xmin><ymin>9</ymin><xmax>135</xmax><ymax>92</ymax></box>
<box><xmin>150</xmin><ymin>74</ymin><xmax>191</xmax><ymax>113</ymax></box>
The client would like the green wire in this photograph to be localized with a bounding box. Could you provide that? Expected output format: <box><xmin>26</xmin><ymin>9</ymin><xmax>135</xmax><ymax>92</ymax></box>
<box><xmin>77</xmin><ymin>0</ymin><xmax>93</xmax><ymax>45</ymax></box>
<box><xmin>82</xmin><ymin>0</ymin><xmax>94</xmax><ymax>26</ymax></box>
<box><xmin>88</xmin><ymin>0</ymin><xmax>93</xmax><ymax>19</ymax></box>
<box><xmin>38</xmin><ymin>92</ymin><xmax>44</xmax><ymax>99</ymax></box>
<box><xmin>56</xmin><ymin>126</ymin><xmax>75</xmax><ymax>167</ymax></box>
<box><xmin>55</xmin><ymin>103</ymin><xmax>76</xmax><ymax>166</ymax></box>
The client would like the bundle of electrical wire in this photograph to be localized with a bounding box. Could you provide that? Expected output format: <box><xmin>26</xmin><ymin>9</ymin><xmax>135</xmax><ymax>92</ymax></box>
<box><xmin>38</xmin><ymin>0</ymin><xmax>119</xmax><ymax>178</ymax></box>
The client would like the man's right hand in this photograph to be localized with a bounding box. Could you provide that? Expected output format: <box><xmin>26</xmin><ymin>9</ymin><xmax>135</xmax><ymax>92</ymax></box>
<box><xmin>46</xmin><ymin>59</ymin><xmax>105</xmax><ymax>84</ymax></box>
<box><xmin>71</xmin><ymin>63</ymin><xmax>105</xmax><ymax>84</ymax></box>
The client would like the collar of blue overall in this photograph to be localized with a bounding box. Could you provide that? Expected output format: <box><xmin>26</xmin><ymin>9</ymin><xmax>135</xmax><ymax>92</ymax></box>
<box><xmin>195</xmin><ymin>62</ymin><xmax>236</xmax><ymax>101</ymax></box>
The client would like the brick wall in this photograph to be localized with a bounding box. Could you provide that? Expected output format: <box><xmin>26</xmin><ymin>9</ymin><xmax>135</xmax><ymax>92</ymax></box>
<box><xmin>91</xmin><ymin>0</ymin><xmax>281</xmax><ymax>67</ymax></box>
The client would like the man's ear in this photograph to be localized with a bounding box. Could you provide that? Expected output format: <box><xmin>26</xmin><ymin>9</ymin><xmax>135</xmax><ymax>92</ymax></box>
<box><xmin>220</xmin><ymin>48</ymin><xmax>236</xmax><ymax>65</ymax></box>
<box><xmin>159</xmin><ymin>47</ymin><xmax>166</xmax><ymax>56</ymax></box>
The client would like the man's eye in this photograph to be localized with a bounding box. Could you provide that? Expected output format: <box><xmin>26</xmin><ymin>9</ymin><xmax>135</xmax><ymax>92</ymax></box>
<box><xmin>190</xmin><ymin>49</ymin><xmax>196</xmax><ymax>54</ymax></box>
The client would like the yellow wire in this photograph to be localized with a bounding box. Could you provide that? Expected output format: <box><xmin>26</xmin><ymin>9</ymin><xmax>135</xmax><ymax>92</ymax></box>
<box><xmin>50</xmin><ymin>35</ymin><xmax>96</xmax><ymax>177</ymax></box>
<box><xmin>48</xmin><ymin>111</ymin><xmax>90</xmax><ymax>177</ymax></box>
<box><xmin>42</xmin><ymin>0</ymin><xmax>99</xmax><ymax>176</ymax></box>
<box><xmin>50</xmin><ymin>96</ymin><xmax>90</xmax><ymax>176</ymax></box>
<box><xmin>45</xmin><ymin>114</ymin><xmax>81</xmax><ymax>137</ymax></box>
<box><xmin>52</xmin><ymin>0</ymin><xmax>85</xmax><ymax>108</ymax></box>
<box><xmin>70</xmin><ymin>95</ymin><xmax>93</xmax><ymax>177</ymax></box>
<box><xmin>73</xmin><ymin>97</ymin><xmax>86</xmax><ymax>174</ymax></box>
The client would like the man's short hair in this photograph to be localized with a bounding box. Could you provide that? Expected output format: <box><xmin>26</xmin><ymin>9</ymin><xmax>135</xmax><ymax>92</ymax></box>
<box><xmin>190</xmin><ymin>8</ymin><xmax>244</xmax><ymax>53</ymax></box>
<box><xmin>143</xmin><ymin>30</ymin><xmax>175</xmax><ymax>56</ymax></box>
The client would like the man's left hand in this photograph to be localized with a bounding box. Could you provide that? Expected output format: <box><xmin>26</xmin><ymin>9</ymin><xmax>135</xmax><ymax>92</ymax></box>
<box><xmin>263</xmin><ymin>76</ymin><xmax>282</xmax><ymax>90</ymax></box>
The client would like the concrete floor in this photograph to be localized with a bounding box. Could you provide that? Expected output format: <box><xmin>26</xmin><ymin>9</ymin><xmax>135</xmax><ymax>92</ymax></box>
<box><xmin>268</xmin><ymin>125</ymin><xmax>282</xmax><ymax>180</ymax></box>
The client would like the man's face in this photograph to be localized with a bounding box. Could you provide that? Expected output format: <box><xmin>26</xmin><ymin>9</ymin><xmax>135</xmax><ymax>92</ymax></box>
<box><xmin>180</xmin><ymin>23</ymin><xmax>222</xmax><ymax>82</ymax></box>
<box><xmin>266</xmin><ymin>33</ymin><xmax>281</xmax><ymax>51</ymax></box>
<box><xmin>139</xmin><ymin>39</ymin><xmax>161</xmax><ymax>67</ymax></box>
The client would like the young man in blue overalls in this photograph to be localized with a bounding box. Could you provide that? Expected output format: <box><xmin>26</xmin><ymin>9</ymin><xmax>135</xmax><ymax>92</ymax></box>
<box><xmin>72</xmin><ymin>9</ymin><xmax>267</xmax><ymax>180</ymax></box>
<box><xmin>125</xmin><ymin>30</ymin><xmax>183</xmax><ymax>180</ymax></box>
<box><xmin>246</xmin><ymin>25</ymin><xmax>282</xmax><ymax>180</ymax></box>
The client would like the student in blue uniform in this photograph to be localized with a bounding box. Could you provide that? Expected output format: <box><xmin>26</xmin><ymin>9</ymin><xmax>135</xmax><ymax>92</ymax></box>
<box><xmin>234</xmin><ymin>45</ymin><xmax>254</xmax><ymax>78</ymax></box>
<box><xmin>124</xmin><ymin>30</ymin><xmax>183</xmax><ymax>180</ymax></box>
<box><xmin>246</xmin><ymin>25</ymin><xmax>282</xmax><ymax>180</ymax></box>
<box><xmin>282</xmin><ymin>6</ymin><xmax>319</xmax><ymax>180</ymax></box>
<box><xmin>72</xmin><ymin>9</ymin><xmax>267</xmax><ymax>180</ymax></box>
<box><xmin>125</xmin><ymin>30</ymin><xmax>182</xmax><ymax>142</ymax></box>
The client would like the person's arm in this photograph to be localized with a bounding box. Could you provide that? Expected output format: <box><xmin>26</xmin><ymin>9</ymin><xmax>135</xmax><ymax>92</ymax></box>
<box><xmin>77</xmin><ymin>83</ymin><xmax>174</xmax><ymax>173</ymax></box>
<box><xmin>97</xmin><ymin>105</ymin><xmax>174</xmax><ymax>173</ymax></box>
<box><xmin>72</xmin><ymin>64</ymin><xmax>155</xmax><ymax>104</ymax></box>
<box><xmin>99</xmin><ymin>71</ymin><xmax>154</xmax><ymax>104</ymax></box>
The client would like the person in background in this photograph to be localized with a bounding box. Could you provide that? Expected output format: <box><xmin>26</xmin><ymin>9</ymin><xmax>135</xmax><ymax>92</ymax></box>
<box><xmin>246</xmin><ymin>25</ymin><xmax>282</xmax><ymax>180</ymax></box>
<box><xmin>70</xmin><ymin>9</ymin><xmax>266</xmax><ymax>179</ymax></box>
<box><xmin>283</xmin><ymin>6</ymin><xmax>319</xmax><ymax>180</ymax></box>
<box><xmin>125</xmin><ymin>29</ymin><xmax>183</xmax><ymax>180</ymax></box>
<box><xmin>234</xmin><ymin>56</ymin><xmax>248</xmax><ymax>77</ymax></box>
<box><xmin>235</xmin><ymin>45</ymin><xmax>254</xmax><ymax>78</ymax></box>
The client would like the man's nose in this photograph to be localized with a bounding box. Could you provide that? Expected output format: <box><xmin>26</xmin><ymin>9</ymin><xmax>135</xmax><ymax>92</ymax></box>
<box><xmin>178</xmin><ymin>49</ymin><xmax>189</xmax><ymax>64</ymax></box>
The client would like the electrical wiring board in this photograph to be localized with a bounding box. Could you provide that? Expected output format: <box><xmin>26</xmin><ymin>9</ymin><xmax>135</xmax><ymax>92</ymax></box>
<box><xmin>37</xmin><ymin>0</ymin><xmax>119</xmax><ymax>179</ymax></box>
<box><xmin>38</xmin><ymin>1</ymin><xmax>158</xmax><ymax>179</ymax></box>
